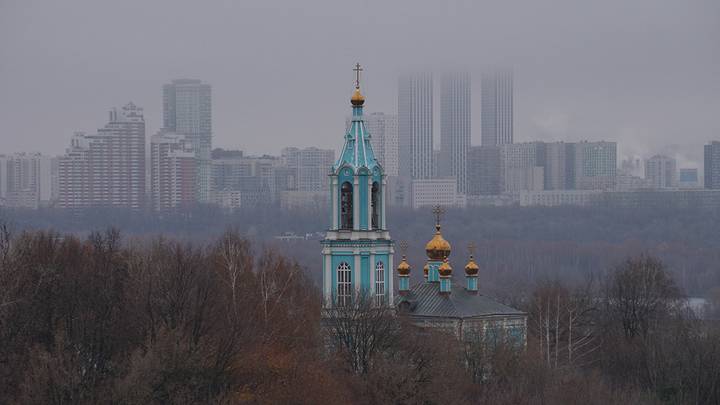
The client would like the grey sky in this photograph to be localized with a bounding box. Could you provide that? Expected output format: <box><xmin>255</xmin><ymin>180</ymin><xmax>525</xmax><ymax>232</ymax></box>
<box><xmin>1</xmin><ymin>0</ymin><xmax>718</xmax><ymax>167</ymax></box>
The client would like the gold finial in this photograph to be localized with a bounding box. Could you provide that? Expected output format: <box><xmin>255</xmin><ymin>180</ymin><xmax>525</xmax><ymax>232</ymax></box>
<box><xmin>350</xmin><ymin>63</ymin><xmax>365</xmax><ymax>106</ymax></box>
<box><xmin>467</xmin><ymin>242</ymin><xmax>476</xmax><ymax>258</ymax></box>
<box><xmin>353</xmin><ymin>62</ymin><xmax>363</xmax><ymax>89</ymax></box>
<box><xmin>432</xmin><ymin>205</ymin><xmax>445</xmax><ymax>230</ymax></box>
<box><xmin>397</xmin><ymin>240</ymin><xmax>411</xmax><ymax>276</ymax></box>
<box><xmin>465</xmin><ymin>242</ymin><xmax>479</xmax><ymax>276</ymax></box>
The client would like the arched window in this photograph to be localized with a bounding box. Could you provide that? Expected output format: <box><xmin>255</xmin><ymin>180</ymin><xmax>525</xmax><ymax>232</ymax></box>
<box><xmin>371</xmin><ymin>181</ymin><xmax>380</xmax><ymax>229</ymax></box>
<box><xmin>337</xmin><ymin>262</ymin><xmax>351</xmax><ymax>307</ymax></box>
<box><xmin>340</xmin><ymin>182</ymin><xmax>353</xmax><ymax>230</ymax></box>
<box><xmin>375</xmin><ymin>261</ymin><xmax>385</xmax><ymax>306</ymax></box>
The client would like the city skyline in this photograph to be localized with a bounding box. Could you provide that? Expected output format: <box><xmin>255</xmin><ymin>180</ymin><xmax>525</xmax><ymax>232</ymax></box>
<box><xmin>1</xmin><ymin>0</ymin><xmax>718</xmax><ymax>166</ymax></box>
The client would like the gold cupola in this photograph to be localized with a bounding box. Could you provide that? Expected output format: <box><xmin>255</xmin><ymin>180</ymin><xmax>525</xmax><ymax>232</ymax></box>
<box><xmin>397</xmin><ymin>255</ymin><xmax>411</xmax><ymax>276</ymax></box>
<box><xmin>425</xmin><ymin>223</ymin><xmax>451</xmax><ymax>261</ymax></box>
<box><xmin>438</xmin><ymin>258</ymin><xmax>453</xmax><ymax>277</ymax></box>
<box><xmin>350</xmin><ymin>87</ymin><xmax>365</xmax><ymax>106</ymax></box>
<box><xmin>464</xmin><ymin>255</ymin><xmax>480</xmax><ymax>276</ymax></box>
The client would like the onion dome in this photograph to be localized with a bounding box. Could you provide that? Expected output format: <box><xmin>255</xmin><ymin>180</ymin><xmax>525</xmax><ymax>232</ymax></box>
<box><xmin>425</xmin><ymin>224</ymin><xmax>451</xmax><ymax>260</ymax></box>
<box><xmin>350</xmin><ymin>87</ymin><xmax>365</xmax><ymax>106</ymax></box>
<box><xmin>423</xmin><ymin>262</ymin><xmax>429</xmax><ymax>277</ymax></box>
<box><xmin>464</xmin><ymin>255</ymin><xmax>480</xmax><ymax>276</ymax></box>
<box><xmin>438</xmin><ymin>258</ymin><xmax>453</xmax><ymax>277</ymax></box>
<box><xmin>397</xmin><ymin>255</ymin><xmax>411</xmax><ymax>276</ymax></box>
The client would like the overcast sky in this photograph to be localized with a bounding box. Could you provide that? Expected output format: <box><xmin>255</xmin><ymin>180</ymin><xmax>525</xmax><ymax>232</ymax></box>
<box><xmin>1</xmin><ymin>0</ymin><xmax>718</xmax><ymax>167</ymax></box>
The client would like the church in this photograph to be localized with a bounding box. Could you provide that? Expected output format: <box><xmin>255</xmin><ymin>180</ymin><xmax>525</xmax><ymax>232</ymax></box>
<box><xmin>321</xmin><ymin>64</ymin><xmax>526</xmax><ymax>345</ymax></box>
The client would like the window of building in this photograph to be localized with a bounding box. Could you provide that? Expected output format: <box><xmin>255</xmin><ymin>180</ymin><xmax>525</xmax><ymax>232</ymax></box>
<box><xmin>340</xmin><ymin>182</ymin><xmax>353</xmax><ymax>229</ymax></box>
<box><xmin>375</xmin><ymin>261</ymin><xmax>385</xmax><ymax>305</ymax></box>
<box><xmin>337</xmin><ymin>261</ymin><xmax>351</xmax><ymax>307</ymax></box>
<box><xmin>371</xmin><ymin>181</ymin><xmax>380</xmax><ymax>229</ymax></box>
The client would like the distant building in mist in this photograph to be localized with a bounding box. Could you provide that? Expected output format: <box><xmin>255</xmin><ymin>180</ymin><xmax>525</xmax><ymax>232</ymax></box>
<box><xmin>211</xmin><ymin>150</ymin><xmax>278</xmax><ymax>208</ymax></box>
<box><xmin>571</xmin><ymin>141</ymin><xmax>617</xmax><ymax>190</ymax></box>
<box><xmin>346</xmin><ymin>112</ymin><xmax>399</xmax><ymax>177</ymax></box>
<box><xmin>645</xmin><ymin>155</ymin><xmax>677</xmax><ymax>189</ymax></box>
<box><xmin>439</xmin><ymin>72</ymin><xmax>471</xmax><ymax>193</ymax></box>
<box><xmin>500</xmin><ymin>142</ymin><xmax>544</xmax><ymax>193</ymax></box>
<box><xmin>281</xmin><ymin>147</ymin><xmax>335</xmax><ymax>193</ymax></box>
<box><xmin>162</xmin><ymin>79</ymin><xmax>212</xmax><ymax>203</ymax></box>
<box><xmin>679</xmin><ymin>168</ymin><xmax>699</xmax><ymax>188</ymax></box>
<box><xmin>58</xmin><ymin>103</ymin><xmax>146</xmax><ymax>209</ymax></box>
<box><xmin>0</xmin><ymin>153</ymin><xmax>55</xmax><ymax>209</ymax></box>
<box><xmin>705</xmin><ymin>141</ymin><xmax>720</xmax><ymax>189</ymax></box>
<box><xmin>467</xmin><ymin>146</ymin><xmax>502</xmax><ymax>196</ymax></box>
<box><xmin>481</xmin><ymin>69</ymin><xmax>513</xmax><ymax>146</ymax></box>
<box><xmin>150</xmin><ymin>132</ymin><xmax>196</xmax><ymax>211</ymax></box>
<box><xmin>398</xmin><ymin>72</ymin><xmax>433</xmax><ymax>180</ymax></box>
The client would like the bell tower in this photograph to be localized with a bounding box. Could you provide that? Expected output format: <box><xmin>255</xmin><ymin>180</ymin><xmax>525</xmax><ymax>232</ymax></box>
<box><xmin>321</xmin><ymin>64</ymin><xmax>394</xmax><ymax>308</ymax></box>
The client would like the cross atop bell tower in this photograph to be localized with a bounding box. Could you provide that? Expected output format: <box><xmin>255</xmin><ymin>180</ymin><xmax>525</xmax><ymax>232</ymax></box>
<box><xmin>353</xmin><ymin>63</ymin><xmax>363</xmax><ymax>88</ymax></box>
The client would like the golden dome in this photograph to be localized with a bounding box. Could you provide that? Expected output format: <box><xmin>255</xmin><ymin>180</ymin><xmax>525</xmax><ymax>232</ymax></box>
<box><xmin>397</xmin><ymin>255</ymin><xmax>411</xmax><ymax>276</ymax></box>
<box><xmin>350</xmin><ymin>87</ymin><xmax>365</xmax><ymax>106</ymax></box>
<box><xmin>425</xmin><ymin>224</ymin><xmax>451</xmax><ymax>261</ymax></box>
<box><xmin>438</xmin><ymin>258</ymin><xmax>452</xmax><ymax>277</ymax></box>
<box><xmin>464</xmin><ymin>255</ymin><xmax>480</xmax><ymax>276</ymax></box>
<box><xmin>423</xmin><ymin>262</ymin><xmax>429</xmax><ymax>277</ymax></box>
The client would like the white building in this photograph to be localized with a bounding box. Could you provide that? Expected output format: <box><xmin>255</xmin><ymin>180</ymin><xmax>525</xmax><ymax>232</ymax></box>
<box><xmin>281</xmin><ymin>147</ymin><xmax>335</xmax><ymax>192</ymax></box>
<box><xmin>411</xmin><ymin>178</ymin><xmax>466</xmax><ymax>209</ymax></box>
<box><xmin>518</xmin><ymin>190</ymin><xmax>601</xmax><ymax>207</ymax></box>
<box><xmin>59</xmin><ymin>103</ymin><xmax>146</xmax><ymax>210</ymax></box>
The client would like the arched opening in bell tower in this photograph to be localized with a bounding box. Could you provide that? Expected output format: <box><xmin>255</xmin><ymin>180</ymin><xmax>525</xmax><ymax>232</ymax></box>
<box><xmin>340</xmin><ymin>181</ymin><xmax>353</xmax><ymax>230</ymax></box>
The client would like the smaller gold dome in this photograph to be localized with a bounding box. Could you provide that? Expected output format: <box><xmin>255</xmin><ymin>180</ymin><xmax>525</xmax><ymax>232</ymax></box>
<box><xmin>397</xmin><ymin>255</ymin><xmax>411</xmax><ymax>276</ymax></box>
<box><xmin>438</xmin><ymin>258</ymin><xmax>453</xmax><ymax>277</ymax></box>
<box><xmin>425</xmin><ymin>225</ymin><xmax>451</xmax><ymax>261</ymax></box>
<box><xmin>423</xmin><ymin>262</ymin><xmax>429</xmax><ymax>277</ymax></box>
<box><xmin>350</xmin><ymin>87</ymin><xmax>365</xmax><ymax>106</ymax></box>
<box><xmin>464</xmin><ymin>255</ymin><xmax>480</xmax><ymax>276</ymax></box>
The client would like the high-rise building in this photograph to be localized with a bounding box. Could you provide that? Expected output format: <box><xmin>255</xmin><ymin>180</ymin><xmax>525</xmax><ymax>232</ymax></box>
<box><xmin>163</xmin><ymin>79</ymin><xmax>212</xmax><ymax>202</ymax></box>
<box><xmin>645</xmin><ymin>155</ymin><xmax>677</xmax><ymax>189</ymax></box>
<box><xmin>211</xmin><ymin>150</ymin><xmax>279</xmax><ymax>208</ymax></box>
<box><xmin>704</xmin><ymin>141</ymin><xmax>720</xmax><ymax>189</ymax></box>
<box><xmin>542</xmin><ymin>142</ymin><xmax>574</xmax><ymax>190</ymax></box>
<box><xmin>571</xmin><ymin>141</ymin><xmax>617</xmax><ymax>190</ymax></box>
<box><xmin>398</xmin><ymin>72</ymin><xmax>433</xmax><ymax>180</ymax></box>
<box><xmin>440</xmin><ymin>72</ymin><xmax>471</xmax><ymax>193</ymax></box>
<box><xmin>481</xmin><ymin>69</ymin><xmax>513</xmax><ymax>146</ymax></box>
<box><xmin>363</xmin><ymin>113</ymin><xmax>399</xmax><ymax>177</ymax></box>
<box><xmin>150</xmin><ymin>132</ymin><xmax>196</xmax><ymax>211</ymax></box>
<box><xmin>58</xmin><ymin>103</ymin><xmax>146</xmax><ymax>209</ymax></box>
<box><xmin>0</xmin><ymin>153</ymin><xmax>55</xmax><ymax>208</ymax></box>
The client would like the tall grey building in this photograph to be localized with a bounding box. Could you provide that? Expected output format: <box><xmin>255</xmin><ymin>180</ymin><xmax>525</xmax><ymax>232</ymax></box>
<box><xmin>705</xmin><ymin>141</ymin><xmax>720</xmax><ymax>189</ymax></box>
<box><xmin>398</xmin><ymin>73</ymin><xmax>433</xmax><ymax>180</ymax></box>
<box><xmin>440</xmin><ymin>72</ymin><xmax>471</xmax><ymax>193</ymax></box>
<box><xmin>162</xmin><ymin>79</ymin><xmax>212</xmax><ymax>202</ymax></box>
<box><xmin>645</xmin><ymin>155</ymin><xmax>677</xmax><ymax>189</ymax></box>
<box><xmin>481</xmin><ymin>69</ymin><xmax>513</xmax><ymax>146</ymax></box>
<box><xmin>467</xmin><ymin>146</ymin><xmax>501</xmax><ymax>196</ymax></box>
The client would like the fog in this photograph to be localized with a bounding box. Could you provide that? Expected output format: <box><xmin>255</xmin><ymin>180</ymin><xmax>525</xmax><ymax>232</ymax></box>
<box><xmin>1</xmin><ymin>0</ymin><xmax>718</xmax><ymax>165</ymax></box>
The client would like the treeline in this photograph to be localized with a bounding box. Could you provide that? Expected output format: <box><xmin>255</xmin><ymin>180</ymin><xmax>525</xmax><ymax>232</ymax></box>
<box><xmin>1</xmin><ymin>226</ymin><xmax>719</xmax><ymax>404</ymax></box>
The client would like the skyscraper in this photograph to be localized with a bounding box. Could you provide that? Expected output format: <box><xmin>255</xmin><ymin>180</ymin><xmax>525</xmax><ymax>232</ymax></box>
<box><xmin>481</xmin><ymin>69</ymin><xmax>513</xmax><ymax>146</ymax></box>
<box><xmin>440</xmin><ymin>72</ymin><xmax>471</xmax><ymax>193</ymax></box>
<box><xmin>571</xmin><ymin>141</ymin><xmax>617</xmax><ymax>190</ymax></box>
<box><xmin>58</xmin><ymin>103</ymin><xmax>146</xmax><ymax>209</ymax></box>
<box><xmin>0</xmin><ymin>153</ymin><xmax>55</xmax><ymax>208</ymax></box>
<box><xmin>162</xmin><ymin>79</ymin><xmax>212</xmax><ymax>202</ymax></box>
<box><xmin>150</xmin><ymin>132</ymin><xmax>197</xmax><ymax>211</ymax></box>
<box><xmin>705</xmin><ymin>141</ymin><xmax>720</xmax><ymax>189</ymax></box>
<box><xmin>398</xmin><ymin>72</ymin><xmax>433</xmax><ymax>180</ymax></box>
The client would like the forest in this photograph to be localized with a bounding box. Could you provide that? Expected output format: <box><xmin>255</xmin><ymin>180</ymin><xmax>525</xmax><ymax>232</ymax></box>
<box><xmin>0</xmin><ymin>225</ymin><xmax>718</xmax><ymax>404</ymax></box>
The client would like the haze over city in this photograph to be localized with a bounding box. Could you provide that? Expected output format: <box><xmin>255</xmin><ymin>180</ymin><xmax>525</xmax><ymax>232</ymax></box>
<box><xmin>1</xmin><ymin>0</ymin><xmax>719</xmax><ymax>165</ymax></box>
